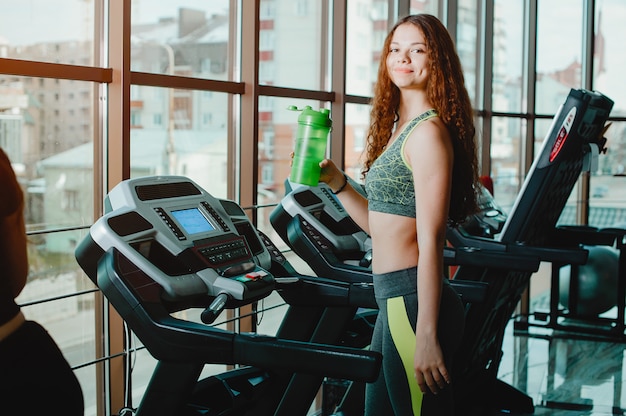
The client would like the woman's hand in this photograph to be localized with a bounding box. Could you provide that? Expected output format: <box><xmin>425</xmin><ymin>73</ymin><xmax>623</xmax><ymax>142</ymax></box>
<box><xmin>319</xmin><ymin>159</ymin><xmax>345</xmax><ymax>192</ymax></box>
<box><xmin>414</xmin><ymin>334</ymin><xmax>450</xmax><ymax>395</ymax></box>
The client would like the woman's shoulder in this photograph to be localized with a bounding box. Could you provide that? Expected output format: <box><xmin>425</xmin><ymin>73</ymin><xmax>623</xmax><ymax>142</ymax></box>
<box><xmin>406</xmin><ymin>115</ymin><xmax>450</xmax><ymax>146</ymax></box>
<box><xmin>402</xmin><ymin>116</ymin><xmax>453</xmax><ymax>168</ymax></box>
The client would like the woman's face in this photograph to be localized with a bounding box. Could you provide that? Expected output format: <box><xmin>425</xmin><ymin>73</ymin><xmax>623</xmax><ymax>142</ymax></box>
<box><xmin>386</xmin><ymin>23</ymin><xmax>430</xmax><ymax>91</ymax></box>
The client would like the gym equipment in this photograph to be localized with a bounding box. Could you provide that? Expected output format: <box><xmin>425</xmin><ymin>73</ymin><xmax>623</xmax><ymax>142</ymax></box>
<box><xmin>461</xmin><ymin>182</ymin><xmax>507</xmax><ymax>239</ymax></box>
<box><xmin>558</xmin><ymin>244</ymin><xmax>619</xmax><ymax>317</ymax></box>
<box><xmin>75</xmin><ymin>175</ymin><xmax>381</xmax><ymax>416</ymax></box>
<box><xmin>447</xmin><ymin>88</ymin><xmax>614</xmax><ymax>414</ymax></box>
<box><xmin>521</xmin><ymin>222</ymin><xmax>626</xmax><ymax>339</ymax></box>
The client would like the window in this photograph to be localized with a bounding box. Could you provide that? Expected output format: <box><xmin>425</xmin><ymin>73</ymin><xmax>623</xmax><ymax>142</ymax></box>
<box><xmin>294</xmin><ymin>0</ymin><xmax>309</xmax><ymax>17</ymax></box>
<box><xmin>493</xmin><ymin>0</ymin><xmax>524</xmax><ymax>114</ymax></box>
<box><xmin>346</xmin><ymin>0</ymin><xmax>387</xmax><ymax>97</ymax></box>
<box><xmin>130</xmin><ymin>110</ymin><xmax>142</xmax><ymax>127</ymax></box>
<box><xmin>262</xmin><ymin>129</ymin><xmax>275</xmax><ymax>158</ymax></box>
<box><xmin>588</xmin><ymin>0</ymin><xmax>626</xmax><ymax>229</ymax></box>
<box><xmin>62</xmin><ymin>189</ymin><xmax>80</xmax><ymax>211</ymax></box>
<box><xmin>131</xmin><ymin>1</ymin><xmax>232</xmax><ymax>80</ymax></box>
<box><xmin>0</xmin><ymin>0</ymin><xmax>94</xmax><ymax>64</ymax></box>
<box><xmin>344</xmin><ymin>102</ymin><xmax>370</xmax><ymax>179</ymax></box>
<box><xmin>261</xmin><ymin>162</ymin><xmax>274</xmax><ymax>184</ymax></box>
<box><xmin>258</xmin><ymin>0</ymin><xmax>328</xmax><ymax>90</ymax></box>
<box><xmin>536</xmin><ymin>0</ymin><xmax>584</xmax><ymax>113</ymax></box>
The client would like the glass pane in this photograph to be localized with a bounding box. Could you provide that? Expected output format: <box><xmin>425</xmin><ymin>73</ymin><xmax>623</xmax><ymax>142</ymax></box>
<box><xmin>491</xmin><ymin>116</ymin><xmax>523</xmax><ymax>212</ymax></box>
<box><xmin>254</xmin><ymin>291</ymin><xmax>289</xmax><ymax>336</ymax></box>
<box><xmin>536</xmin><ymin>0</ymin><xmax>583</xmax><ymax>114</ymax></box>
<box><xmin>589</xmin><ymin>121</ymin><xmax>626</xmax><ymax>229</ymax></box>
<box><xmin>457</xmin><ymin>0</ymin><xmax>479</xmax><ymax>107</ymax></box>
<box><xmin>344</xmin><ymin>102</ymin><xmax>370</xmax><ymax>183</ymax></box>
<box><xmin>129</xmin><ymin>86</ymin><xmax>230</xmax><ymax>199</ymax></box>
<box><xmin>534</xmin><ymin>116</ymin><xmax>558</xmax><ymax>160</ymax></box>
<box><xmin>1</xmin><ymin>61</ymin><xmax>96</xmax><ymax>416</ymax></box>
<box><xmin>129</xmin><ymin>347</ymin><xmax>157</xmax><ymax>411</ymax></box>
<box><xmin>345</xmin><ymin>0</ymin><xmax>388</xmax><ymax>97</ymax></box>
<box><xmin>75</xmin><ymin>366</ymin><xmax>97</xmax><ymax>416</ymax></box>
<box><xmin>259</xmin><ymin>0</ymin><xmax>328</xmax><ymax>90</ymax></box>
<box><xmin>0</xmin><ymin>77</ymin><xmax>95</xmax><ymax>230</ymax></box>
<box><xmin>493</xmin><ymin>0</ymin><xmax>524</xmax><ymax>113</ymax></box>
<box><xmin>0</xmin><ymin>0</ymin><xmax>95</xmax><ymax>64</ymax></box>
<box><xmin>410</xmin><ymin>1</ymin><xmax>439</xmax><ymax>16</ymax></box>
<box><xmin>594</xmin><ymin>0</ymin><xmax>626</xmax><ymax>117</ymax></box>
<box><xmin>131</xmin><ymin>0</ymin><xmax>231</xmax><ymax>80</ymax></box>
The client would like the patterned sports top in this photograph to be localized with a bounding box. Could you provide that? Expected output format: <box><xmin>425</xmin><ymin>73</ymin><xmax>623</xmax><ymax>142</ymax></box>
<box><xmin>364</xmin><ymin>109</ymin><xmax>438</xmax><ymax>218</ymax></box>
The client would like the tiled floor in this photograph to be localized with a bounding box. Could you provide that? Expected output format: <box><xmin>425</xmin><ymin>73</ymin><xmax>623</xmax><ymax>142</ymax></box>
<box><xmin>495</xmin><ymin>303</ymin><xmax>626</xmax><ymax>415</ymax></box>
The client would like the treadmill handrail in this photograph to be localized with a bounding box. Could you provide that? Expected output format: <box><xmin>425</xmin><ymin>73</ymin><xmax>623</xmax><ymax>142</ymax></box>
<box><xmin>447</xmin><ymin>227</ymin><xmax>589</xmax><ymax>265</ymax></box>
<box><xmin>99</xmin><ymin>247</ymin><xmax>381</xmax><ymax>382</ymax></box>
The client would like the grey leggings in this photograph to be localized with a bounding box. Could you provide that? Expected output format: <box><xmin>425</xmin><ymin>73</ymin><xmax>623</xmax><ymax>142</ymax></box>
<box><xmin>365</xmin><ymin>267</ymin><xmax>465</xmax><ymax>416</ymax></box>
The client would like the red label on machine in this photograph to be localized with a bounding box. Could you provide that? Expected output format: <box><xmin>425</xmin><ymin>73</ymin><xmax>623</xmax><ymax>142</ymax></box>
<box><xmin>549</xmin><ymin>107</ymin><xmax>576</xmax><ymax>162</ymax></box>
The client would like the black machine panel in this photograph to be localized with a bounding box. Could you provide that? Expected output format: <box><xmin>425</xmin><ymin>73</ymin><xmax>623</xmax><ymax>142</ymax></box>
<box><xmin>78</xmin><ymin>176</ymin><xmax>274</xmax><ymax>312</ymax></box>
<box><xmin>500</xmin><ymin>88</ymin><xmax>613</xmax><ymax>245</ymax></box>
<box><xmin>270</xmin><ymin>179</ymin><xmax>374</xmax><ymax>284</ymax></box>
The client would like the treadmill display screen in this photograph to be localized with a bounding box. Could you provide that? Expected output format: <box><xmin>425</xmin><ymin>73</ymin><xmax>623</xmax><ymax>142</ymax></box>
<box><xmin>171</xmin><ymin>208</ymin><xmax>215</xmax><ymax>235</ymax></box>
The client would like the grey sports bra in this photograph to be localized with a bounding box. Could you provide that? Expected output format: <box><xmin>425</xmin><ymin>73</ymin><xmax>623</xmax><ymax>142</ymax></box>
<box><xmin>364</xmin><ymin>109</ymin><xmax>438</xmax><ymax>218</ymax></box>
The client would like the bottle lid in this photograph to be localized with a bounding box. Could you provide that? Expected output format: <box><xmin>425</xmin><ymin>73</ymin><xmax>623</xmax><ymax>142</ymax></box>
<box><xmin>288</xmin><ymin>105</ymin><xmax>332</xmax><ymax>127</ymax></box>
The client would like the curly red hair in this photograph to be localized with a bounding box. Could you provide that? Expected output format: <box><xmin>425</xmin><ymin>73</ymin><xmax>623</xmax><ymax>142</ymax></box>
<box><xmin>363</xmin><ymin>14</ymin><xmax>479</xmax><ymax>224</ymax></box>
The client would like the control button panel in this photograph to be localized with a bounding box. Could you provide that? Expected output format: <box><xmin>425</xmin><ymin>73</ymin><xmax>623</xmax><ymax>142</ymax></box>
<box><xmin>301</xmin><ymin>218</ymin><xmax>333</xmax><ymax>252</ymax></box>
<box><xmin>201</xmin><ymin>201</ymin><xmax>231</xmax><ymax>232</ymax></box>
<box><xmin>196</xmin><ymin>237</ymin><xmax>250</xmax><ymax>267</ymax></box>
<box><xmin>154</xmin><ymin>207</ymin><xmax>186</xmax><ymax>241</ymax></box>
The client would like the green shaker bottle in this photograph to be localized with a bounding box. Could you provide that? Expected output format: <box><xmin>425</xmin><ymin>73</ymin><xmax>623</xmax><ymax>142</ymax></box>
<box><xmin>289</xmin><ymin>105</ymin><xmax>332</xmax><ymax>186</ymax></box>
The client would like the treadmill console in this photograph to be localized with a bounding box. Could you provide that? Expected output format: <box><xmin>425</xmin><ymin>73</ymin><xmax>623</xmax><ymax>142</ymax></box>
<box><xmin>270</xmin><ymin>180</ymin><xmax>373</xmax><ymax>283</ymax></box>
<box><xmin>77</xmin><ymin>176</ymin><xmax>274</xmax><ymax>322</ymax></box>
<box><xmin>283</xmin><ymin>182</ymin><xmax>369</xmax><ymax>253</ymax></box>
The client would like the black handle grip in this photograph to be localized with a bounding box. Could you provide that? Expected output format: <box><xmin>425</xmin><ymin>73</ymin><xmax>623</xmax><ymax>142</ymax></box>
<box><xmin>201</xmin><ymin>293</ymin><xmax>229</xmax><ymax>324</ymax></box>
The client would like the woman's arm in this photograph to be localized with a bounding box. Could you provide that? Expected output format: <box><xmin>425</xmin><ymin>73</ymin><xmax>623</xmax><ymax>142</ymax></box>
<box><xmin>319</xmin><ymin>158</ymin><xmax>370</xmax><ymax>234</ymax></box>
<box><xmin>404</xmin><ymin>119</ymin><xmax>454</xmax><ymax>395</ymax></box>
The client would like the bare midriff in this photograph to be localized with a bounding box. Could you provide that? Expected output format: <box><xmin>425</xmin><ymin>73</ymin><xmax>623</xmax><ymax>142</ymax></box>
<box><xmin>369</xmin><ymin>210</ymin><xmax>418</xmax><ymax>274</ymax></box>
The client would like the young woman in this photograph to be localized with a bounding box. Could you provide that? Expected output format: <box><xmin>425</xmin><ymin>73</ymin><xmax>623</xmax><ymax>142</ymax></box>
<box><xmin>319</xmin><ymin>14</ymin><xmax>479</xmax><ymax>415</ymax></box>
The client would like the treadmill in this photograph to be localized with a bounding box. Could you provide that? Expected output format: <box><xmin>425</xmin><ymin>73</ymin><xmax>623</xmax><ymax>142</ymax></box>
<box><xmin>75</xmin><ymin>175</ymin><xmax>382</xmax><ymax>416</ymax></box>
<box><xmin>448</xmin><ymin>88</ymin><xmax>614</xmax><ymax>414</ymax></box>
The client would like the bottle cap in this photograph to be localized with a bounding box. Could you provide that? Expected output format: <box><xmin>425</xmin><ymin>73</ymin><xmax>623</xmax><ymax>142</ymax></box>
<box><xmin>288</xmin><ymin>105</ymin><xmax>332</xmax><ymax>128</ymax></box>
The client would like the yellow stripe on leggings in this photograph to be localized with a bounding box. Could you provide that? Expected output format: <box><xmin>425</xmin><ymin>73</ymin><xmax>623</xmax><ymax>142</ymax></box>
<box><xmin>388</xmin><ymin>296</ymin><xmax>423</xmax><ymax>415</ymax></box>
